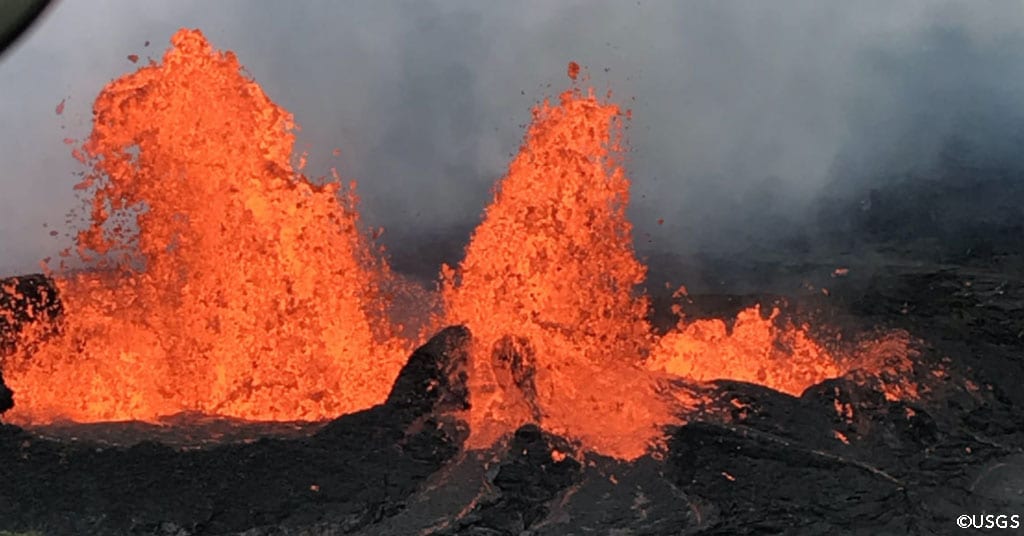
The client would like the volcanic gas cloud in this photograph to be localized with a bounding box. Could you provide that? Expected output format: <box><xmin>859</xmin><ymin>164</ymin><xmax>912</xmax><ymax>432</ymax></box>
<box><xmin>0</xmin><ymin>29</ymin><xmax>916</xmax><ymax>459</ymax></box>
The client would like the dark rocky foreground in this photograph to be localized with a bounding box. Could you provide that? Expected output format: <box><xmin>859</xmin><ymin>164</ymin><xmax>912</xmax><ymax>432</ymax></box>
<box><xmin>0</xmin><ymin>324</ymin><xmax>472</xmax><ymax>535</ymax></box>
<box><xmin>1</xmin><ymin>265</ymin><xmax>1023</xmax><ymax>535</ymax></box>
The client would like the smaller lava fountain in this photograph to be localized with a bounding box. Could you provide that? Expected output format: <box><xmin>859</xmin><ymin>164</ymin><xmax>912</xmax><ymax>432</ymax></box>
<box><xmin>0</xmin><ymin>29</ymin><xmax>918</xmax><ymax>461</ymax></box>
<box><xmin>440</xmin><ymin>84</ymin><xmax>680</xmax><ymax>457</ymax></box>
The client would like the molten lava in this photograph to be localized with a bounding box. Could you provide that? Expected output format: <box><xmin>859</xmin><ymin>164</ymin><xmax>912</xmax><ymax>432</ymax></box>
<box><xmin>648</xmin><ymin>305</ymin><xmax>840</xmax><ymax>397</ymax></box>
<box><xmin>439</xmin><ymin>81</ymin><xmax>916</xmax><ymax>458</ymax></box>
<box><xmin>2</xmin><ymin>30</ymin><xmax>408</xmax><ymax>423</ymax></box>
<box><xmin>647</xmin><ymin>304</ymin><xmax>916</xmax><ymax>401</ymax></box>
<box><xmin>441</xmin><ymin>86</ymin><xmax>678</xmax><ymax>458</ymax></box>
<box><xmin>0</xmin><ymin>31</ymin><xmax>917</xmax><ymax>461</ymax></box>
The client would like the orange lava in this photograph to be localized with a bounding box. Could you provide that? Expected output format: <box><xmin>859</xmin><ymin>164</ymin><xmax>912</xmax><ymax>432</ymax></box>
<box><xmin>0</xmin><ymin>32</ymin><xmax>918</xmax><ymax>461</ymax></box>
<box><xmin>2</xmin><ymin>30</ymin><xmax>409</xmax><ymax>424</ymax></box>
<box><xmin>567</xmin><ymin>61</ymin><xmax>581</xmax><ymax>81</ymax></box>
<box><xmin>648</xmin><ymin>305</ymin><xmax>916</xmax><ymax>401</ymax></box>
<box><xmin>440</xmin><ymin>78</ymin><xmax>916</xmax><ymax>458</ymax></box>
<box><xmin>441</xmin><ymin>86</ymin><xmax>680</xmax><ymax>458</ymax></box>
<box><xmin>648</xmin><ymin>305</ymin><xmax>840</xmax><ymax>397</ymax></box>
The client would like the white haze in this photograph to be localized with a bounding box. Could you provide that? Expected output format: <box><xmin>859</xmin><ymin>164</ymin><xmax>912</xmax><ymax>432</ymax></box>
<box><xmin>2</xmin><ymin>1</ymin><xmax>1023</xmax><ymax>278</ymax></box>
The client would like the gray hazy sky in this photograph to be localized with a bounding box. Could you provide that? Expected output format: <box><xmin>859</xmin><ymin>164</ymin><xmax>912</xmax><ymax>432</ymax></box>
<box><xmin>3</xmin><ymin>1</ymin><xmax>1024</xmax><ymax>277</ymax></box>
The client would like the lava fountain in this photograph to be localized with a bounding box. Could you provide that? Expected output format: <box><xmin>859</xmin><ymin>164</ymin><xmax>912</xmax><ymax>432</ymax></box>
<box><xmin>440</xmin><ymin>83</ymin><xmax>682</xmax><ymax>457</ymax></box>
<box><xmin>0</xmin><ymin>31</ymin><xmax>916</xmax><ymax>460</ymax></box>
<box><xmin>1</xmin><ymin>30</ymin><xmax>409</xmax><ymax>424</ymax></box>
<box><xmin>440</xmin><ymin>73</ymin><xmax>916</xmax><ymax>458</ymax></box>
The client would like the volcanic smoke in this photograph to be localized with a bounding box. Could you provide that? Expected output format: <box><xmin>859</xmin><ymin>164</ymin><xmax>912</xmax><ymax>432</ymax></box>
<box><xmin>0</xmin><ymin>29</ymin><xmax>916</xmax><ymax>460</ymax></box>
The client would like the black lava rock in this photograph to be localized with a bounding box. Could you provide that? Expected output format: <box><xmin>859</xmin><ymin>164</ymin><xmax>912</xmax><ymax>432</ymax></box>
<box><xmin>448</xmin><ymin>424</ymin><xmax>582</xmax><ymax>534</ymax></box>
<box><xmin>383</xmin><ymin>325</ymin><xmax>471</xmax><ymax>416</ymax></box>
<box><xmin>0</xmin><ymin>370</ymin><xmax>11</xmax><ymax>416</ymax></box>
<box><xmin>668</xmin><ymin>421</ymin><xmax>915</xmax><ymax>535</ymax></box>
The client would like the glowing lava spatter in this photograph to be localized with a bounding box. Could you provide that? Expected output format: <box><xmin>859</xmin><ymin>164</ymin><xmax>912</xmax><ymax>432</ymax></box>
<box><xmin>2</xmin><ymin>29</ymin><xmax>409</xmax><ymax>423</ymax></box>
<box><xmin>649</xmin><ymin>305</ymin><xmax>842</xmax><ymax>397</ymax></box>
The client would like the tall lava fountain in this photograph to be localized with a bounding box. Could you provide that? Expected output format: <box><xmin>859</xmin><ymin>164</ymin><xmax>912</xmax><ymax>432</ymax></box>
<box><xmin>2</xmin><ymin>30</ymin><xmax>409</xmax><ymax>424</ymax></box>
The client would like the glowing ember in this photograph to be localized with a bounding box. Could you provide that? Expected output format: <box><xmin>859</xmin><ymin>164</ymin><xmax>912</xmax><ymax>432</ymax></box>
<box><xmin>0</xmin><ymin>33</ymin><xmax>918</xmax><ymax>461</ymax></box>
<box><xmin>2</xmin><ymin>29</ymin><xmax>408</xmax><ymax>424</ymax></box>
